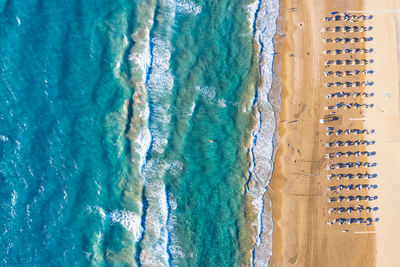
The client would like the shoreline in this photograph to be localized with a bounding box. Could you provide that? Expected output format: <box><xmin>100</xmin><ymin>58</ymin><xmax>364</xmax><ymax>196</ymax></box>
<box><xmin>245</xmin><ymin>0</ymin><xmax>281</xmax><ymax>265</ymax></box>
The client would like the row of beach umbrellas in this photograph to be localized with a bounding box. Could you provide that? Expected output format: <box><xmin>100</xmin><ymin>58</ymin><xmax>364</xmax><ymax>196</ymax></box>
<box><xmin>327</xmin><ymin>184</ymin><xmax>377</xmax><ymax>191</ymax></box>
<box><xmin>327</xmin><ymin>162</ymin><xmax>377</xmax><ymax>170</ymax></box>
<box><xmin>323</xmin><ymin>37</ymin><xmax>373</xmax><ymax>44</ymax></box>
<box><xmin>326</xmin><ymin>140</ymin><xmax>375</xmax><ymax>147</ymax></box>
<box><xmin>325</xmin><ymin>59</ymin><xmax>374</xmax><ymax>67</ymax></box>
<box><xmin>326</xmin><ymin>102</ymin><xmax>374</xmax><ymax>110</ymax></box>
<box><xmin>324</xmin><ymin>70</ymin><xmax>374</xmax><ymax>77</ymax></box>
<box><xmin>326</xmin><ymin>127</ymin><xmax>374</xmax><ymax>135</ymax></box>
<box><xmin>328</xmin><ymin>173</ymin><xmax>377</xmax><ymax>180</ymax></box>
<box><xmin>323</xmin><ymin>26</ymin><xmax>373</xmax><ymax>32</ymax></box>
<box><xmin>328</xmin><ymin>217</ymin><xmax>379</xmax><ymax>225</ymax></box>
<box><xmin>323</xmin><ymin>48</ymin><xmax>374</xmax><ymax>55</ymax></box>
<box><xmin>328</xmin><ymin>195</ymin><xmax>378</xmax><ymax>203</ymax></box>
<box><xmin>328</xmin><ymin>205</ymin><xmax>378</xmax><ymax>214</ymax></box>
<box><xmin>326</xmin><ymin>91</ymin><xmax>374</xmax><ymax>98</ymax></box>
<box><xmin>325</xmin><ymin>151</ymin><xmax>376</xmax><ymax>158</ymax></box>
<box><xmin>325</xmin><ymin>13</ymin><xmax>373</xmax><ymax>22</ymax></box>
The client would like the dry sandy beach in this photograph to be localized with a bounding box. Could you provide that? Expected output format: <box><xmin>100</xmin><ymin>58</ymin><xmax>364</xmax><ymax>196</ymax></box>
<box><xmin>269</xmin><ymin>0</ymin><xmax>400</xmax><ymax>266</ymax></box>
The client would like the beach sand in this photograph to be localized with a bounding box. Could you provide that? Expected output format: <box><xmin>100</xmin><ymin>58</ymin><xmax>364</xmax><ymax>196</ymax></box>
<box><xmin>362</xmin><ymin>1</ymin><xmax>400</xmax><ymax>266</ymax></box>
<box><xmin>267</xmin><ymin>0</ymin><xmax>400</xmax><ymax>266</ymax></box>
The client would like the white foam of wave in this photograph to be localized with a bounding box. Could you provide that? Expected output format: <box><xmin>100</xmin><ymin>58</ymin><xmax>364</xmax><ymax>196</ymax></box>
<box><xmin>137</xmin><ymin>1</ymin><xmax>177</xmax><ymax>265</ymax></box>
<box><xmin>166</xmin><ymin>210</ymin><xmax>187</xmax><ymax>265</ymax></box>
<box><xmin>217</xmin><ymin>99</ymin><xmax>227</xmax><ymax>108</ymax></box>
<box><xmin>197</xmin><ymin>85</ymin><xmax>216</xmax><ymax>100</ymax></box>
<box><xmin>133</xmin><ymin>128</ymin><xmax>152</xmax><ymax>170</ymax></box>
<box><xmin>137</xmin><ymin>159</ymin><xmax>183</xmax><ymax>266</ymax></box>
<box><xmin>0</xmin><ymin>135</ymin><xmax>9</xmax><ymax>141</ymax></box>
<box><xmin>152</xmin><ymin>37</ymin><xmax>173</xmax><ymax>72</ymax></box>
<box><xmin>190</xmin><ymin>101</ymin><xmax>196</xmax><ymax>115</ymax></box>
<box><xmin>246</xmin><ymin>0</ymin><xmax>280</xmax><ymax>266</ymax></box>
<box><xmin>168</xmin><ymin>193</ymin><xmax>177</xmax><ymax>211</ymax></box>
<box><xmin>108</xmin><ymin>3</ymin><xmax>157</xmax><ymax>264</ymax></box>
<box><xmin>167</xmin><ymin>160</ymin><xmax>184</xmax><ymax>177</ymax></box>
<box><xmin>10</xmin><ymin>190</ymin><xmax>17</xmax><ymax>218</ymax></box>
<box><xmin>175</xmin><ymin>0</ymin><xmax>202</xmax><ymax>16</ymax></box>
<box><xmin>166</xmin><ymin>193</ymin><xmax>197</xmax><ymax>264</ymax></box>
<box><xmin>147</xmin><ymin>33</ymin><xmax>174</xmax><ymax>155</ymax></box>
<box><xmin>123</xmin><ymin>34</ymin><xmax>129</xmax><ymax>47</ymax></box>
<box><xmin>247</xmin><ymin>1</ymin><xmax>259</xmax><ymax>30</ymax></box>
<box><xmin>87</xmin><ymin>205</ymin><xmax>107</xmax><ymax>220</ymax></box>
<box><xmin>126</xmin><ymin>1</ymin><xmax>156</xmax><ymax>174</ymax></box>
<box><xmin>196</xmin><ymin>85</ymin><xmax>234</xmax><ymax>109</ymax></box>
<box><xmin>139</xmin><ymin>160</ymin><xmax>170</xmax><ymax>266</ymax></box>
<box><xmin>87</xmin><ymin>231</ymin><xmax>105</xmax><ymax>265</ymax></box>
<box><xmin>110</xmin><ymin>209</ymin><xmax>143</xmax><ymax>241</ymax></box>
<box><xmin>129</xmin><ymin>26</ymin><xmax>152</xmax><ymax>83</ymax></box>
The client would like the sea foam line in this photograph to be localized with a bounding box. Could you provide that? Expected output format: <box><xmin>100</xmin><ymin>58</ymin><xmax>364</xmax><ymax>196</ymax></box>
<box><xmin>246</xmin><ymin>0</ymin><xmax>280</xmax><ymax>266</ymax></box>
<box><xmin>137</xmin><ymin>0</ymin><xmax>177</xmax><ymax>266</ymax></box>
<box><xmin>122</xmin><ymin>0</ymin><xmax>158</xmax><ymax>265</ymax></box>
<box><xmin>139</xmin><ymin>160</ymin><xmax>170</xmax><ymax>266</ymax></box>
<box><xmin>175</xmin><ymin>0</ymin><xmax>202</xmax><ymax>16</ymax></box>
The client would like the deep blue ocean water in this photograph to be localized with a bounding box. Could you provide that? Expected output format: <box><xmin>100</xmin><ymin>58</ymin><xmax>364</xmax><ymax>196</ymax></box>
<box><xmin>0</xmin><ymin>0</ymin><xmax>278</xmax><ymax>266</ymax></box>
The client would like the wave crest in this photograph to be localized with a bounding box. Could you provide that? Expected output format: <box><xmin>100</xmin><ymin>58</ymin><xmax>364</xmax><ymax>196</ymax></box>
<box><xmin>110</xmin><ymin>209</ymin><xmax>144</xmax><ymax>241</ymax></box>
<box><xmin>175</xmin><ymin>0</ymin><xmax>202</xmax><ymax>16</ymax></box>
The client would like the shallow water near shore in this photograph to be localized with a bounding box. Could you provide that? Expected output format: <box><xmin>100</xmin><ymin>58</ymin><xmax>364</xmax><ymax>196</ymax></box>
<box><xmin>0</xmin><ymin>0</ymin><xmax>279</xmax><ymax>265</ymax></box>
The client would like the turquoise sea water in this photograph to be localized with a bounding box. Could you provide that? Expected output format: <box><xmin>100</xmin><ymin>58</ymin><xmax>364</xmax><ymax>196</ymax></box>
<box><xmin>0</xmin><ymin>0</ymin><xmax>279</xmax><ymax>266</ymax></box>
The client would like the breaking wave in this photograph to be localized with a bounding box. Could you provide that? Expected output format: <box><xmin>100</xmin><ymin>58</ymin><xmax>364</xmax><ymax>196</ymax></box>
<box><xmin>110</xmin><ymin>209</ymin><xmax>144</xmax><ymax>241</ymax></box>
<box><xmin>246</xmin><ymin>0</ymin><xmax>280</xmax><ymax>266</ymax></box>
<box><xmin>175</xmin><ymin>0</ymin><xmax>202</xmax><ymax>16</ymax></box>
